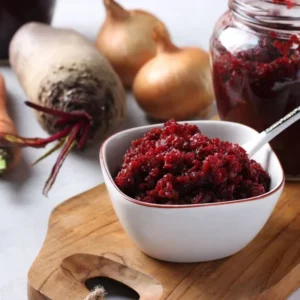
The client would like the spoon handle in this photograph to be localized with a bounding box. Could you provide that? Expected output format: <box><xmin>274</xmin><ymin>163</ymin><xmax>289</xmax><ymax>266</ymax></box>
<box><xmin>245</xmin><ymin>106</ymin><xmax>300</xmax><ymax>157</ymax></box>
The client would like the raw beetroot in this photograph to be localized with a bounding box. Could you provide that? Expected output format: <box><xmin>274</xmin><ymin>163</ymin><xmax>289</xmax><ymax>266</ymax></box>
<box><xmin>115</xmin><ymin>120</ymin><xmax>270</xmax><ymax>205</ymax></box>
<box><xmin>2</xmin><ymin>22</ymin><xmax>126</xmax><ymax>196</ymax></box>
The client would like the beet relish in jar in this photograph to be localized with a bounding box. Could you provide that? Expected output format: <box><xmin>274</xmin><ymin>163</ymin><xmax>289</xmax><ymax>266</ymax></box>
<box><xmin>210</xmin><ymin>0</ymin><xmax>300</xmax><ymax>178</ymax></box>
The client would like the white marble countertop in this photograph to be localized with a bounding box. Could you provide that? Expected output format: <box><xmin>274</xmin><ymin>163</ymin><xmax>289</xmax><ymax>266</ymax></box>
<box><xmin>0</xmin><ymin>0</ymin><xmax>298</xmax><ymax>299</ymax></box>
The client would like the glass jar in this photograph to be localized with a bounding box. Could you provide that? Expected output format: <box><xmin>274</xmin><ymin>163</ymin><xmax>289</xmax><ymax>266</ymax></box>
<box><xmin>210</xmin><ymin>0</ymin><xmax>300</xmax><ymax>179</ymax></box>
<box><xmin>0</xmin><ymin>0</ymin><xmax>56</xmax><ymax>61</ymax></box>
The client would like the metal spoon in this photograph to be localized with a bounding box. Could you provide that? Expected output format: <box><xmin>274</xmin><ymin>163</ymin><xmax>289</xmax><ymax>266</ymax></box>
<box><xmin>243</xmin><ymin>106</ymin><xmax>300</xmax><ymax>157</ymax></box>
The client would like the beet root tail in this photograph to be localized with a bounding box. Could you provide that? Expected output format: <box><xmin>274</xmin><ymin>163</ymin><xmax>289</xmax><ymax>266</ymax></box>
<box><xmin>32</xmin><ymin>139</ymin><xmax>66</xmax><ymax>166</ymax></box>
<box><xmin>43</xmin><ymin>123</ymin><xmax>81</xmax><ymax>196</ymax></box>
<box><xmin>0</xmin><ymin>102</ymin><xmax>93</xmax><ymax>196</ymax></box>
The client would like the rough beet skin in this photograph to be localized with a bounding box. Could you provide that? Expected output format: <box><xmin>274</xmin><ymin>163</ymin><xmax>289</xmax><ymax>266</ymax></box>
<box><xmin>115</xmin><ymin>120</ymin><xmax>270</xmax><ymax>205</ymax></box>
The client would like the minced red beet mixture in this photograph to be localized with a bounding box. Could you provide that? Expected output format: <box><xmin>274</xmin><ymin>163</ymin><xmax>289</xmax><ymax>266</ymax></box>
<box><xmin>211</xmin><ymin>24</ymin><xmax>300</xmax><ymax>176</ymax></box>
<box><xmin>273</xmin><ymin>0</ymin><xmax>296</xmax><ymax>9</ymax></box>
<box><xmin>114</xmin><ymin>120</ymin><xmax>270</xmax><ymax>205</ymax></box>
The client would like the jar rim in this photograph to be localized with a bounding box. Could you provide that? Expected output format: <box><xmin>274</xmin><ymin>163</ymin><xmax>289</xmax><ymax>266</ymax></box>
<box><xmin>230</xmin><ymin>0</ymin><xmax>300</xmax><ymax>30</ymax></box>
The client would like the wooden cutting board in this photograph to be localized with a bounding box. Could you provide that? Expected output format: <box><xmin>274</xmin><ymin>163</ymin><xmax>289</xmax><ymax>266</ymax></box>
<box><xmin>27</xmin><ymin>181</ymin><xmax>300</xmax><ymax>300</ymax></box>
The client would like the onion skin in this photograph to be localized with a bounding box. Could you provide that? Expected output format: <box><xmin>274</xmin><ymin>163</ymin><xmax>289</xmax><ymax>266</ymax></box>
<box><xmin>96</xmin><ymin>0</ymin><xmax>169</xmax><ymax>88</ymax></box>
<box><xmin>133</xmin><ymin>27</ymin><xmax>214</xmax><ymax>121</ymax></box>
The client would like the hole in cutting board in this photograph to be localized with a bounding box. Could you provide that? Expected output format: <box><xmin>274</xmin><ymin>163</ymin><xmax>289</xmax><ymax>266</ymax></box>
<box><xmin>85</xmin><ymin>277</ymin><xmax>140</xmax><ymax>300</ymax></box>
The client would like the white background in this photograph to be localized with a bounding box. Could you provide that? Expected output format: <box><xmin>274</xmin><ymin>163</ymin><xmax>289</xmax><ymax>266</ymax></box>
<box><xmin>0</xmin><ymin>0</ymin><xmax>298</xmax><ymax>299</ymax></box>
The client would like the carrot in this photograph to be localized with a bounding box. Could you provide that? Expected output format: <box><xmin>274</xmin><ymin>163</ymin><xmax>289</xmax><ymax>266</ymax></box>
<box><xmin>0</xmin><ymin>74</ymin><xmax>20</xmax><ymax>174</ymax></box>
<box><xmin>3</xmin><ymin>22</ymin><xmax>126</xmax><ymax>196</ymax></box>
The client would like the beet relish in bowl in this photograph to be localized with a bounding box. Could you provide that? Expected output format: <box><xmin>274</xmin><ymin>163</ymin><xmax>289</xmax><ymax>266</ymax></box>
<box><xmin>114</xmin><ymin>120</ymin><xmax>270</xmax><ymax>205</ymax></box>
<box><xmin>100</xmin><ymin>120</ymin><xmax>284</xmax><ymax>262</ymax></box>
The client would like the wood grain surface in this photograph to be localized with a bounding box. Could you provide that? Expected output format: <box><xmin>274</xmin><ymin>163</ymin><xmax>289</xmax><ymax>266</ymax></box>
<box><xmin>27</xmin><ymin>181</ymin><xmax>300</xmax><ymax>300</ymax></box>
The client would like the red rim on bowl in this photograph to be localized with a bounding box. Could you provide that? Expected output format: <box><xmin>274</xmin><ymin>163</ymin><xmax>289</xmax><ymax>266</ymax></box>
<box><xmin>100</xmin><ymin>122</ymin><xmax>285</xmax><ymax>209</ymax></box>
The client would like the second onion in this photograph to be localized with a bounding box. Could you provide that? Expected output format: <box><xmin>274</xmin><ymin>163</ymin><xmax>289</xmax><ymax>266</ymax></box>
<box><xmin>133</xmin><ymin>24</ymin><xmax>214</xmax><ymax>121</ymax></box>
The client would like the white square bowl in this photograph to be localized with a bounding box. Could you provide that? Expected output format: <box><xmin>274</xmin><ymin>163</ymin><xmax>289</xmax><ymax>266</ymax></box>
<box><xmin>100</xmin><ymin>121</ymin><xmax>284</xmax><ymax>263</ymax></box>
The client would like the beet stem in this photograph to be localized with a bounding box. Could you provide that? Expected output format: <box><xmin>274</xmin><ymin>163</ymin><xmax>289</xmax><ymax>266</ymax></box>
<box><xmin>0</xmin><ymin>127</ymin><xmax>73</xmax><ymax>148</ymax></box>
<box><xmin>32</xmin><ymin>139</ymin><xmax>66</xmax><ymax>166</ymax></box>
<box><xmin>55</xmin><ymin>118</ymin><xmax>76</xmax><ymax>127</ymax></box>
<box><xmin>77</xmin><ymin>124</ymin><xmax>90</xmax><ymax>150</ymax></box>
<box><xmin>43</xmin><ymin>123</ymin><xmax>82</xmax><ymax>196</ymax></box>
<box><xmin>0</xmin><ymin>100</ymin><xmax>94</xmax><ymax>194</ymax></box>
<box><xmin>25</xmin><ymin>101</ymin><xmax>93</xmax><ymax>124</ymax></box>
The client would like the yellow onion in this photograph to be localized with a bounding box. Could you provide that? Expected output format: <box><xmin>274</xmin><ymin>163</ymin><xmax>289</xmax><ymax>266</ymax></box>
<box><xmin>96</xmin><ymin>0</ymin><xmax>169</xmax><ymax>87</ymax></box>
<box><xmin>133</xmin><ymin>24</ymin><xmax>214</xmax><ymax>121</ymax></box>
